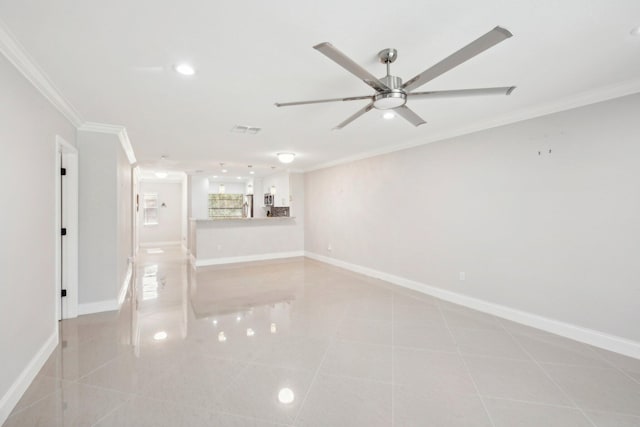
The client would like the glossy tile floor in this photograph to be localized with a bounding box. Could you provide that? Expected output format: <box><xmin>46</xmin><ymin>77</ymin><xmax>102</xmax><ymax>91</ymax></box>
<box><xmin>5</xmin><ymin>246</ymin><xmax>640</xmax><ymax>426</ymax></box>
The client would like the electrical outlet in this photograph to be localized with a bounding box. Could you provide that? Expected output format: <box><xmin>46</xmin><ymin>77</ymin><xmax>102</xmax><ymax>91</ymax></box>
<box><xmin>459</xmin><ymin>272</ymin><xmax>466</xmax><ymax>281</ymax></box>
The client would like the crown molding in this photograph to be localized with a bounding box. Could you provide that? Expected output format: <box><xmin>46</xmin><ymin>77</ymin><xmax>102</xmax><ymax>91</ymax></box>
<box><xmin>305</xmin><ymin>78</ymin><xmax>640</xmax><ymax>173</ymax></box>
<box><xmin>0</xmin><ymin>19</ymin><xmax>138</xmax><ymax>165</ymax></box>
<box><xmin>0</xmin><ymin>18</ymin><xmax>83</xmax><ymax>127</ymax></box>
<box><xmin>79</xmin><ymin>122</ymin><xmax>137</xmax><ymax>165</ymax></box>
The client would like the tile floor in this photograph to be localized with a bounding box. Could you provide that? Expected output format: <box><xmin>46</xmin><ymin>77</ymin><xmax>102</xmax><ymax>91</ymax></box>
<box><xmin>4</xmin><ymin>246</ymin><xmax>640</xmax><ymax>426</ymax></box>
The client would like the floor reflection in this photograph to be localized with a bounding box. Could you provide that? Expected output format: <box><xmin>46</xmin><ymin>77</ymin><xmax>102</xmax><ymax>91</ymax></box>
<box><xmin>8</xmin><ymin>246</ymin><xmax>632</xmax><ymax>426</ymax></box>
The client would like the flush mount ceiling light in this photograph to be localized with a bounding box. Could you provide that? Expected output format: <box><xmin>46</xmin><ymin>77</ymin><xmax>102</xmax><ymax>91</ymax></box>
<box><xmin>174</xmin><ymin>63</ymin><xmax>195</xmax><ymax>76</ymax></box>
<box><xmin>155</xmin><ymin>171</ymin><xmax>168</xmax><ymax>178</ymax></box>
<box><xmin>383</xmin><ymin>111</ymin><xmax>395</xmax><ymax>120</ymax></box>
<box><xmin>277</xmin><ymin>152</ymin><xmax>296</xmax><ymax>164</ymax></box>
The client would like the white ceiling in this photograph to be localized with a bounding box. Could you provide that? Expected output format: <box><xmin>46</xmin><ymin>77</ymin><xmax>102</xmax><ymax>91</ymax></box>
<box><xmin>1</xmin><ymin>0</ymin><xmax>640</xmax><ymax>178</ymax></box>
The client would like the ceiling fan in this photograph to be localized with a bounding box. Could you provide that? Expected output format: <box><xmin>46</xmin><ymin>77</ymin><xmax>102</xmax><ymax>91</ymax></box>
<box><xmin>275</xmin><ymin>26</ymin><xmax>515</xmax><ymax>129</ymax></box>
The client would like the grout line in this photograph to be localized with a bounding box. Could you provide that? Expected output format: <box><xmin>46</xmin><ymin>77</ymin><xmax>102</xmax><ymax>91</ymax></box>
<box><xmin>438</xmin><ymin>303</ymin><xmax>497</xmax><ymax>427</ymax></box>
<box><xmin>290</xmin><ymin>306</ymin><xmax>346</xmax><ymax>425</ymax></box>
<box><xmin>90</xmin><ymin>397</ymin><xmax>132</xmax><ymax>427</ymax></box>
<box><xmin>498</xmin><ymin>321</ymin><xmax>599</xmax><ymax>427</ymax></box>
<box><xmin>589</xmin><ymin>350</ymin><xmax>640</xmax><ymax>387</ymax></box>
<box><xmin>478</xmin><ymin>395</ymin><xmax>588</xmax><ymax>410</ymax></box>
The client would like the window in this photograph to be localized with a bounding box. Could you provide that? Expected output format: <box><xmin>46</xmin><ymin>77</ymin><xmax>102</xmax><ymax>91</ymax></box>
<box><xmin>208</xmin><ymin>194</ymin><xmax>243</xmax><ymax>219</ymax></box>
<box><xmin>143</xmin><ymin>193</ymin><xmax>159</xmax><ymax>225</ymax></box>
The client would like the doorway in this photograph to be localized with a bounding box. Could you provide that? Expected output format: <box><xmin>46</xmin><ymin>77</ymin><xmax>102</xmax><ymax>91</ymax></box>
<box><xmin>55</xmin><ymin>136</ymin><xmax>78</xmax><ymax>320</ymax></box>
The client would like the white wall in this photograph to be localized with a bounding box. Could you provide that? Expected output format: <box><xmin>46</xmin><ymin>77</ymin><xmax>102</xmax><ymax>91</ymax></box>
<box><xmin>78</xmin><ymin>131</ymin><xmax>132</xmax><ymax>309</ymax></box>
<box><xmin>181</xmin><ymin>176</ymin><xmax>188</xmax><ymax>248</ymax></box>
<box><xmin>116</xmin><ymin>143</ymin><xmax>132</xmax><ymax>298</ymax></box>
<box><xmin>190</xmin><ymin>174</ymin><xmax>209</xmax><ymax>219</ymax></box>
<box><xmin>305</xmin><ymin>93</ymin><xmax>640</xmax><ymax>345</ymax></box>
<box><xmin>209</xmin><ymin>180</ymin><xmax>245</xmax><ymax>194</ymax></box>
<box><xmin>139</xmin><ymin>181</ymin><xmax>183</xmax><ymax>245</ymax></box>
<box><xmin>0</xmin><ymin>54</ymin><xmax>76</xmax><ymax>421</ymax></box>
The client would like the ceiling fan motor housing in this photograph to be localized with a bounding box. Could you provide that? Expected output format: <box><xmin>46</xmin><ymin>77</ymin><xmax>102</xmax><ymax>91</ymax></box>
<box><xmin>374</xmin><ymin>75</ymin><xmax>406</xmax><ymax>109</ymax></box>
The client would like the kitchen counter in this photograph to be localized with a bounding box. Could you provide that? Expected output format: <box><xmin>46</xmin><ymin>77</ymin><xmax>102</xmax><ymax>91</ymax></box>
<box><xmin>192</xmin><ymin>217</ymin><xmax>295</xmax><ymax>222</ymax></box>
<box><xmin>188</xmin><ymin>217</ymin><xmax>303</xmax><ymax>267</ymax></box>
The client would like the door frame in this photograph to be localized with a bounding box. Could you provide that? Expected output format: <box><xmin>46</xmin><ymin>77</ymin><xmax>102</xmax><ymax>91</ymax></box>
<box><xmin>55</xmin><ymin>135</ymin><xmax>78</xmax><ymax>320</ymax></box>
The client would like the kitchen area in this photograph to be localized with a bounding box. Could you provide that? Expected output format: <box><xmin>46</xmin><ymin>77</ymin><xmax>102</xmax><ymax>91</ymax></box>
<box><xmin>187</xmin><ymin>170</ymin><xmax>304</xmax><ymax>267</ymax></box>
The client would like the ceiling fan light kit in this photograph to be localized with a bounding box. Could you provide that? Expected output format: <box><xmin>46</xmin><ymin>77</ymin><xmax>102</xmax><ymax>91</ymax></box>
<box><xmin>275</xmin><ymin>26</ymin><xmax>516</xmax><ymax>129</ymax></box>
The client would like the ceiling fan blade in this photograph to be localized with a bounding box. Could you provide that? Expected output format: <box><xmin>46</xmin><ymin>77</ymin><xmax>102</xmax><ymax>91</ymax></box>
<box><xmin>402</xmin><ymin>26</ymin><xmax>513</xmax><ymax>93</ymax></box>
<box><xmin>334</xmin><ymin>103</ymin><xmax>374</xmax><ymax>130</ymax></box>
<box><xmin>275</xmin><ymin>95</ymin><xmax>373</xmax><ymax>107</ymax></box>
<box><xmin>394</xmin><ymin>106</ymin><xmax>427</xmax><ymax>127</ymax></box>
<box><xmin>409</xmin><ymin>86</ymin><xmax>516</xmax><ymax>100</ymax></box>
<box><xmin>314</xmin><ymin>42</ymin><xmax>390</xmax><ymax>92</ymax></box>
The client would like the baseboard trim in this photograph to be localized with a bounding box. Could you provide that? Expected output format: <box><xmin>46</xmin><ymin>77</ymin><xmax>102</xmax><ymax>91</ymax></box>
<box><xmin>0</xmin><ymin>326</ymin><xmax>58</xmax><ymax>425</ymax></box>
<box><xmin>139</xmin><ymin>241</ymin><xmax>182</xmax><ymax>248</ymax></box>
<box><xmin>194</xmin><ymin>251</ymin><xmax>305</xmax><ymax>268</ymax></box>
<box><xmin>304</xmin><ymin>251</ymin><xmax>640</xmax><ymax>360</ymax></box>
<box><xmin>77</xmin><ymin>299</ymin><xmax>119</xmax><ymax>315</ymax></box>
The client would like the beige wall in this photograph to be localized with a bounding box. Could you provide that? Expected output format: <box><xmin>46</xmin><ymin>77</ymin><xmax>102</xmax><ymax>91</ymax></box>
<box><xmin>0</xmin><ymin>54</ymin><xmax>76</xmax><ymax>418</ymax></box>
<box><xmin>304</xmin><ymin>93</ymin><xmax>640</xmax><ymax>343</ymax></box>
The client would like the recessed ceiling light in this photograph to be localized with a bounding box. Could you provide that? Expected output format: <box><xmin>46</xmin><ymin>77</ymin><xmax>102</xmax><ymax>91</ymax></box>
<box><xmin>383</xmin><ymin>112</ymin><xmax>395</xmax><ymax>120</ymax></box>
<box><xmin>277</xmin><ymin>152</ymin><xmax>296</xmax><ymax>164</ymax></box>
<box><xmin>212</xmin><ymin>175</ymin><xmax>218</xmax><ymax>178</ymax></box>
<box><xmin>174</xmin><ymin>63</ymin><xmax>195</xmax><ymax>76</ymax></box>
<box><xmin>237</xmin><ymin>176</ymin><xmax>242</xmax><ymax>179</ymax></box>
<box><xmin>631</xmin><ymin>26</ymin><xmax>640</xmax><ymax>36</ymax></box>
<box><xmin>221</xmin><ymin>169</ymin><xmax>228</xmax><ymax>173</ymax></box>
<box><xmin>249</xmin><ymin>170</ymin><xmax>255</xmax><ymax>175</ymax></box>
<box><xmin>155</xmin><ymin>171</ymin><xmax>168</xmax><ymax>178</ymax></box>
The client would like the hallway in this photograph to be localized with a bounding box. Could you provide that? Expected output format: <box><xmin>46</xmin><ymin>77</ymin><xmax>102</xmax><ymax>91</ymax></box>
<box><xmin>4</xmin><ymin>247</ymin><xmax>640</xmax><ymax>426</ymax></box>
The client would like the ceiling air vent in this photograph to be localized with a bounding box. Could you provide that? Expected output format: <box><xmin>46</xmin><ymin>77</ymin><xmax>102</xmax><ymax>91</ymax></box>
<box><xmin>231</xmin><ymin>125</ymin><xmax>261</xmax><ymax>134</ymax></box>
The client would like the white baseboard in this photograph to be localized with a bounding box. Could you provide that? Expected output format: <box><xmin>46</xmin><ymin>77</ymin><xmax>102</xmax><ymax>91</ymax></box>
<box><xmin>139</xmin><ymin>241</ymin><xmax>181</xmax><ymax>248</ymax></box>
<box><xmin>0</xmin><ymin>326</ymin><xmax>58</xmax><ymax>425</ymax></box>
<box><xmin>78</xmin><ymin>299</ymin><xmax>119</xmax><ymax>315</ymax></box>
<box><xmin>304</xmin><ymin>251</ymin><xmax>640</xmax><ymax>360</ymax></box>
<box><xmin>194</xmin><ymin>251</ymin><xmax>305</xmax><ymax>268</ymax></box>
